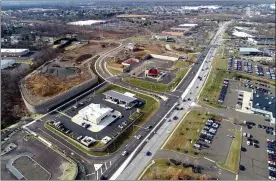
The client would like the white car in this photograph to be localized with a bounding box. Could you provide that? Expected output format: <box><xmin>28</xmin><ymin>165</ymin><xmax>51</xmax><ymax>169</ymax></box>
<box><xmin>268</xmin><ymin>161</ymin><xmax>276</xmax><ymax>165</ymax></box>
<box><xmin>269</xmin><ymin>176</ymin><xmax>276</xmax><ymax>180</ymax></box>
<box><xmin>134</xmin><ymin>135</ymin><xmax>142</xmax><ymax>140</ymax></box>
<box><xmin>122</xmin><ymin>151</ymin><xmax>128</xmax><ymax>156</ymax></box>
<box><xmin>269</xmin><ymin>167</ymin><xmax>276</xmax><ymax>171</ymax></box>
<box><xmin>268</xmin><ymin>150</ymin><xmax>275</xmax><ymax>154</ymax></box>
<box><xmin>247</xmin><ymin>141</ymin><xmax>251</xmax><ymax>146</ymax></box>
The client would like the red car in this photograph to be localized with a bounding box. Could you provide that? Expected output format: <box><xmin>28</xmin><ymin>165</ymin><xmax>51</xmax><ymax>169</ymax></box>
<box><xmin>268</xmin><ymin>158</ymin><xmax>276</xmax><ymax>162</ymax></box>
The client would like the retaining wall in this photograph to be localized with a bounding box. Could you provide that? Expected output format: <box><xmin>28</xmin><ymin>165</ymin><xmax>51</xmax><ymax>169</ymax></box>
<box><xmin>20</xmin><ymin>76</ymin><xmax>98</xmax><ymax>114</ymax></box>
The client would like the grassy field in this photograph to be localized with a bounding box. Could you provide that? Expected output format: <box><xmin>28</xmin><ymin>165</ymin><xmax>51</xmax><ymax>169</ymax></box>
<box><xmin>199</xmin><ymin>45</ymin><xmax>230</xmax><ymax>108</ymax></box>
<box><xmin>140</xmin><ymin>159</ymin><xmax>211</xmax><ymax>180</ymax></box>
<box><xmin>107</xmin><ymin>67</ymin><xmax>122</xmax><ymax>75</ymax></box>
<box><xmin>123</xmin><ymin>68</ymin><xmax>189</xmax><ymax>92</ymax></box>
<box><xmin>163</xmin><ymin>110</ymin><xmax>221</xmax><ymax>157</ymax></box>
<box><xmin>58</xmin><ymin>162</ymin><xmax>78</xmax><ymax>180</ymax></box>
<box><xmin>130</xmin><ymin>35</ymin><xmax>152</xmax><ymax>44</ymax></box>
<box><xmin>217</xmin><ymin>129</ymin><xmax>242</xmax><ymax>174</ymax></box>
<box><xmin>172</xmin><ymin>61</ymin><xmax>190</xmax><ymax>69</ymax></box>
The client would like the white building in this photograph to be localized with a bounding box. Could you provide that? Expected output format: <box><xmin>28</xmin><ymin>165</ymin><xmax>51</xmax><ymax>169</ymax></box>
<box><xmin>1</xmin><ymin>48</ymin><xmax>30</xmax><ymax>57</ymax></box>
<box><xmin>232</xmin><ymin>30</ymin><xmax>254</xmax><ymax>38</ymax></box>
<box><xmin>78</xmin><ymin>103</ymin><xmax>114</xmax><ymax>125</ymax></box>
<box><xmin>68</xmin><ymin>20</ymin><xmax>106</xmax><ymax>26</ymax></box>
<box><xmin>81</xmin><ymin>136</ymin><xmax>96</xmax><ymax>147</ymax></box>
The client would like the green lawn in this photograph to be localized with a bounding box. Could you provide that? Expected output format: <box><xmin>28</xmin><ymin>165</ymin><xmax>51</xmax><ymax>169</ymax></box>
<box><xmin>163</xmin><ymin>110</ymin><xmax>221</xmax><ymax>157</ymax></box>
<box><xmin>58</xmin><ymin>162</ymin><xmax>78</xmax><ymax>180</ymax></box>
<box><xmin>107</xmin><ymin>67</ymin><xmax>122</xmax><ymax>75</ymax></box>
<box><xmin>140</xmin><ymin>159</ymin><xmax>211</xmax><ymax>180</ymax></box>
<box><xmin>172</xmin><ymin>61</ymin><xmax>190</xmax><ymax>69</ymax></box>
<box><xmin>123</xmin><ymin>68</ymin><xmax>189</xmax><ymax>93</ymax></box>
<box><xmin>217</xmin><ymin>129</ymin><xmax>242</xmax><ymax>174</ymax></box>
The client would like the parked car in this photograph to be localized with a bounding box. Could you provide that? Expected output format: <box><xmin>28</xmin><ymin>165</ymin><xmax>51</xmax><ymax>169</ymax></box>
<box><xmin>269</xmin><ymin>167</ymin><xmax>276</xmax><ymax>171</ymax></box>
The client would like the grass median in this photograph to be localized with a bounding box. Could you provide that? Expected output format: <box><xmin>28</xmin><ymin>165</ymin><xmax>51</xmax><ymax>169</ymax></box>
<box><xmin>162</xmin><ymin>110</ymin><xmax>221</xmax><ymax>157</ymax></box>
<box><xmin>122</xmin><ymin>68</ymin><xmax>189</xmax><ymax>93</ymax></box>
<box><xmin>217</xmin><ymin>129</ymin><xmax>242</xmax><ymax>174</ymax></box>
<box><xmin>107</xmin><ymin>67</ymin><xmax>122</xmax><ymax>75</ymax></box>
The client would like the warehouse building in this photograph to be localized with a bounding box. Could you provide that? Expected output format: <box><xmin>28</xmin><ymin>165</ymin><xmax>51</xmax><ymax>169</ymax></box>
<box><xmin>239</xmin><ymin>47</ymin><xmax>263</xmax><ymax>56</ymax></box>
<box><xmin>248</xmin><ymin>37</ymin><xmax>275</xmax><ymax>45</ymax></box>
<box><xmin>1</xmin><ymin>59</ymin><xmax>16</xmax><ymax>69</ymax></box>
<box><xmin>250</xmin><ymin>91</ymin><xmax>275</xmax><ymax>124</ymax></box>
<box><xmin>1</xmin><ymin>48</ymin><xmax>30</xmax><ymax>57</ymax></box>
<box><xmin>103</xmin><ymin>90</ymin><xmax>138</xmax><ymax>109</ymax></box>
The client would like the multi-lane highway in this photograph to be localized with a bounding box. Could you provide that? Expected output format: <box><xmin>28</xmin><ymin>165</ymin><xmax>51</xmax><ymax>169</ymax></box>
<box><xmin>23</xmin><ymin>22</ymin><xmax>229</xmax><ymax>180</ymax></box>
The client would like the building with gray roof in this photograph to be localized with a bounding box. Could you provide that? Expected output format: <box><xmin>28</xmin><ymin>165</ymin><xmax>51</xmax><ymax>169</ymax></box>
<box><xmin>251</xmin><ymin>90</ymin><xmax>275</xmax><ymax>124</ymax></box>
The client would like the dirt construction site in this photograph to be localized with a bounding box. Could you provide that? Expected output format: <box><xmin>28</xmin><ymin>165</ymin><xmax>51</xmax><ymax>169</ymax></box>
<box><xmin>23</xmin><ymin>41</ymin><xmax>118</xmax><ymax>101</ymax></box>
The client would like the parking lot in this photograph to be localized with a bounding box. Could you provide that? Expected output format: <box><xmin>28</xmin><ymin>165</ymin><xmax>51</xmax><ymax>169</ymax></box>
<box><xmin>228</xmin><ymin>57</ymin><xmax>276</xmax><ymax>80</ymax></box>
<box><xmin>1</xmin><ymin>130</ymin><xmax>74</xmax><ymax>180</ymax></box>
<box><xmin>221</xmin><ymin>79</ymin><xmax>275</xmax><ymax>110</ymax></box>
<box><xmin>239</xmin><ymin>120</ymin><xmax>275</xmax><ymax>180</ymax></box>
<box><xmin>36</xmin><ymin>91</ymin><xmax>146</xmax><ymax>148</ymax></box>
<box><xmin>195</xmin><ymin>118</ymin><xmax>236</xmax><ymax>164</ymax></box>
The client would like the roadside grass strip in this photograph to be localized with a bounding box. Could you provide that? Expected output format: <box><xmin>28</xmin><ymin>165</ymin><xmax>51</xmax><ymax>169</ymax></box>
<box><xmin>139</xmin><ymin>159</ymin><xmax>211</xmax><ymax>180</ymax></box>
<box><xmin>107</xmin><ymin>67</ymin><xmax>122</xmax><ymax>75</ymax></box>
<box><xmin>217</xmin><ymin>129</ymin><xmax>242</xmax><ymax>174</ymax></box>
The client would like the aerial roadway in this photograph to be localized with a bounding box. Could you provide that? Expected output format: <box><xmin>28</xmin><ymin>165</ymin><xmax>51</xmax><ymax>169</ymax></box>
<box><xmin>22</xmin><ymin>22</ymin><xmax>229</xmax><ymax>180</ymax></box>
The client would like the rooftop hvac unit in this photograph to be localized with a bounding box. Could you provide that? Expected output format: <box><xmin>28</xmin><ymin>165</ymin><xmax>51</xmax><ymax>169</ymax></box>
<box><xmin>268</xmin><ymin>102</ymin><xmax>272</xmax><ymax>105</ymax></box>
<box><xmin>256</xmin><ymin>103</ymin><xmax>259</xmax><ymax>106</ymax></box>
<box><xmin>256</xmin><ymin>94</ymin><xmax>259</xmax><ymax>97</ymax></box>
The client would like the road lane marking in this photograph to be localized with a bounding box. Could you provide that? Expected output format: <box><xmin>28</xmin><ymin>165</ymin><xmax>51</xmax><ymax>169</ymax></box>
<box><xmin>105</xmin><ymin>162</ymin><xmax>107</xmax><ymax>169</ymax></box>
<box><xmin>96</xmin><ymin>170</ymin><xmax>99</xmax><ymax>180</ymax></box>
<box><xmin>204</xmin><ymin>157</ymin><xmax>216</xmax><ymax>163</ymax></box>
<box><xmin>235</xmin><ymin>174</ymin><xmax>238</xmax><ymax>180</ymax></box>
<box><xmin>56</xmin><ymin>111</ymin><xmax>72</xmax><ymax>119</ymax></box>
<box><xmin>38</xmin><ymin>128</ymin><xmax>92</xmax><ymax>164</ymax></box>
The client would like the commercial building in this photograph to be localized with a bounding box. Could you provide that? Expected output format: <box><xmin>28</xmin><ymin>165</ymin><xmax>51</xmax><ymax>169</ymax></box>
<box><xmin>1</xmin><ymin>48</ymin><xmax>30</xmax><ymax>57</ymax></box>
<box><xmin>250</xmin><ymin>91</ymin><xmax>275</xmax><ymax>124</ymax></box>
<box><xmin>1</xmin><ymin>59</ymin><xmax>16</xmax><ymax>69</ymax></box>
<box><xmin>178</xmin><ymin>24</ymin><xmax>198</xmax><ymax>28</ymax></box>
<box><xmin>248</xmin><ymin>37</ymin><xmax>275</xmax><ymax>45</ymax></box>
<box><xmin>232</xmin><ymin>30</ymin><xmax>254</xmax><ymax>38</ymax></box>
<box><xmin>239</xmin><ymin>47</ymin><xmax>263</xmax><ymax>56</ymax></box>
<box><xmin>145</xmin><ymin>67</ymin><xmax>160</xmax><ymax>77</ymax></box>
<box><xmin>78</xmin><ymin>103</ymin><xmax>115</xmax><ymax>125</ymax></box>
<box><xmin>103</xmin><ymin>90</ymin><xmax>138</xmax><ymax>109</ymax></box>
